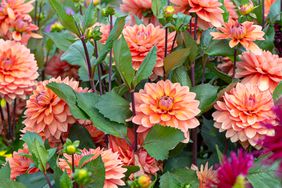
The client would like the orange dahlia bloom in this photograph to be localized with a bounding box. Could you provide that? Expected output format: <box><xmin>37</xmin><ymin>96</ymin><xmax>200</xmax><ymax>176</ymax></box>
<box><xmin>210</xmin><ymin>20</ymin><xmax>265</xmax><ymax>55</ymax></box>
<box><xmin>224</xmin><ymin>0</ymin><xmax>238</xmax><ymax>20</ymax></box>
<box><xmin>109</xmin><ymin>129</ymin><xmax>162</xmax><ymax>175</ymax></box>
<box><xmin>0</xmin><ymin>39</ymin><xmax>38</xmax><ymax>103</ymax></box>
<box><xmin>132</xmin><ymin>80</ymin><xmax>200</xmax><ymax>141</ymax></box>
<box><xmin>0</xmin><ymin>0</ymin><xmax>34</xmax><ymax>36</ymax></box>
<box><xmin>171</xmin><ymin>0</ymin><xmax>224</xmax><ymax>29</ymax></box>
<box><xmin>58</xmin><ymin>148</ymin><xmax>127</xmax><ymax>188</ymax></box>
<box><xmin>7</xmin><ymin>145</ymin><xmax>39</xmax><ymax>180</ymax></box>
<box><xmin>191</xmin><ymin>163</ymin><xmax>218</xmax><ymax>188</ymax></box>
<box><xmin>212</xmin><ymin>83</ymin><xmax>276</xmax><ymax>149</ymax></box>
<box><xmin>120</xmin><ymin>0</ymin><xmax>155</xmax><ymax>24</ymax></box>
<box><xmin>93</xmin><ymin>23</ymin><xmax>110</xmax><ymax>44</ymax></box>
<box><xmin>236</xmin><ymin>51</ymin><xmax>282</xmax><ymax>92</ymax></box>
<box><xmin>22</xmin><ymin>77</ymin><xmax>88</xmax><ymax>142</ymax></box>
<box><xmin>123</xmin><ymin>24</ymin><xmax>175</xmax><ymax>79</ymax></box>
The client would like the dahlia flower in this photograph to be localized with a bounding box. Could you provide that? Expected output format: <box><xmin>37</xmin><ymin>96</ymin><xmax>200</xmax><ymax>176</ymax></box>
<box><xmin>7</xmin><ymin>145</ymin><xmax>39</xmax><ymax>180</ymax></box>
<box><xmin>171</xmin><ymin>0</ymin><xmax>224</xmax><ymax>29</ymax></box>
<box><xmin>191</xmin><ymin>163</ymin><xmax>218</xmax><ymax>188</ymax></box>
<box><xmin>92</xmin><ymin>23</ymin><xmax>110</xmax><ymax>44</ymax></box>
<box><xmin>212</xmin><ymin>83</ymin><xmax>276</xmax><ymax>149</ymax></box>
<box><xmin>120</xmin><ymin>0</ymin><xmax>155</xmax><ymax>24</ymax></box>
<box><xmin>123</xmin><ymin>24</ymin><xmax>175</xmax><ymax>79</ymax></box>
<box><xmin>22</xmin><ymin>77</ymin><xmax>88</xmax><ymax>143</ymax></box>
<box><xmin>132</xmin><ymin>80</ymin><xmax>200</xmax><ymax>141</ymax></box>
<box><xmin>236</xmin><ymin>51</ymin><xmax>282</xmax><ymax>92</ymax></box>
<box><xmin>109</xmin><ymin>129</ymin><xmax>162</xmax><ymax>175</ymax></box>
<box><xmin>211</xmin><ymin>20</ymin><xmax>265</xmax><ymax>55</ymax></box>
<box><xmin>262</xmin><ymin>100</ymin><xmax>282</xmax><ymax>177</ymax></box>
<box><xmin>0</xmin><ymin>39</ymin><xmax>38</xmax><ymax>103</ymax></box>
<box><xmin>224</xmin><ymin>0</ymin><xmax>238</xmax><ymax>20</ymax></box>
<box><xmin>217</xmin><ymin>57</ymin><xmax>234</xmax><ymax>76</ymax></box>
<box><xmin>58</xmin><ymin>148</ymin><xmax>127</xmax><ymax>188</ymax></box>
<box><xmin>45</xmin><ymin>53</ymin><xmax>79</xmax><ymax>80</ymax></box>
<box><xmin>216</xmin><ymin>150</ymin><xmax>254</xmax><ymax>188</ymax></box>
<box><xmin>0</xmin><ymin>0</ymin><xmax>34</xmax><ymax>36</ymax></box>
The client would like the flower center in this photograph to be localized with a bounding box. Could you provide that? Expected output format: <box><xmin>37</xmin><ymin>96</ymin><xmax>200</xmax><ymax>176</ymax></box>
<box><xmin>230</xmin><ymin>24</ymin><xmax>246</xmax><ymax>40</ymax></box>
<box><xmin>158</xmin><ymin>96</ymin><xmax>174</xmax><ymax>111</ymax></box>
<box><xmin>0</xmin><ymin>50</ymin><xmax>15</xmax><ymax>71</ymax></box>
<box><xmin>137</xmin><ymin>30</ymin><xmax>150</xmax><ymax>40</ymax></box>
<box><xmin>36</xmin><ymin>91</ymin><xmax>51</xmax><ymax>106</ymax></box>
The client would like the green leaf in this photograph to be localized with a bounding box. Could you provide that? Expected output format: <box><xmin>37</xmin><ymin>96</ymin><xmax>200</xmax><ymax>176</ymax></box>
<box><xmin>273</xmin><ymin>81</ymin><xmax>282</xmax><ymax>101</ymax></box>
<box><xmin>96</xmin><ymin>16</ymin><xmax>126</xmax><ymax>66</ymax></box>
<box><xmin>133</xmin><ymin>46</ymin><xmax>157</xmax><ymax>87</ymax></box>
<box><xmin>82</xmin><ymin>2</ymin><xmax>97</xmax><ymax>32</ymax></box>
<box><xmin>60</xmin><ymin>171</ymin><xmax>72</xmax><ymax>188</ymax></box>
<box><xmin>1</xmin><ymin>180</ymin><xmax>27</xmax><ymax>188</ymax></box>
<box><xmin>47</xmin><ymin>82</ymin><xmax>88</xmax><ymax>120</ymax></box>
<box><xmin>76</xmin><ymin>93</ymin><xmax>127</xmax><ymax>138</ymax></box>
<box><xmin>200</xmin><ymin>28</ymin><xmax>216</xmax><ymax>51</ymax></box>
<box><xmin>78</xmin><ymin>154</ymin><xmax>94</xmax><ymax>168</ymax></box>
<box><xmin>219</xmin><ymin>0</ymin><xmax>229</xmax><ymax>22</ymax></box>
<box><xmin>164</xmin><ymin>48</ymin><xmax>191</xmax><ymax>77</ymax></box>
<box><xmin>206</xmin><ymin>40</ymin><xmax>234</xmax><ymax>56</ymax></box>
<box><xmin>160</xmin><ymin>168</ymin><xmax>199</xmax><ymax>188</ymax></box>
<box><xmin>124</xmin><ymin>166</ymin><xmax>140</xmax><ymax>179</ymax></box>
<box><xmin>95</xmin><ymin>91</ymin><xmax>131</xmax><ymax>123</ymax></box>
<box><xmin>177</xmin><ymin>31</ymin><xmax>199</xmax><ymax>62</ymax></box>
<box><xmin>0</xmin><ymin>164</ymin><xmax>10</xmax><ymax>180</ymax></box>
<box><xmin>206</xmin><ymin>62</ymin><xmax>233</xmax><ymax>83</ymax></box>
<box><xmin>247</xmin><ymin>159</ymin><xmax>282</xmax><ymax>188</ymax></box>
<box><xmin>48</xmin><ymin>0</ymin><xmax>79</xmax><ymax>35</ymax></box>
<box><xmin>143</xmin><ymin>125</ymin><xmax>184</xmax><ymax>160</ymax></box>
<box><xmin>174</xmin><ymin>13</ymin><xmax>191</xmax><ymax>31</ymax></box>
<box><xmin>113</xmin><ymin>35</ymin><xmax>135</xmax><ymax>88</ymax></box>
<box><xmin>17</xmin><ymin>172</ymin><xmax>54</xmax><ymax>188</ymax></box>
<box><xmin>68</xmin><ymin>125</ymin><xmax>95</xmax><ymax>149</ymax></box>
<box><xmin>257</xmin><ymin>25</ymin><xmax>275</xmax><ymax>51</ymax></box>
<box><xmin>61</xmin><ymin>40</ymin><xmax>94</xmax><ymax>81</ymax></box>
<box><xmin>171</xmin><ymin>65</ymin><xmax>192</xmax><ymax>87</ymax></box>
<box><xmin>267</xmin><ymin>0</ymin><xmax>281</xmax><ymax>23</ymax></box>
<box><xmin>22</xmin><ymin>132</ymin><xmax>48</xmax><ymax>172</ymax></box>
<box><xmin>85</xmin><ymin>156</ymin><xmax>105</xmax><ymax>188</ymax></box>
<box><xmin>151</xmin><ymin>0</ymin><xmax>166</xmax><ymax>17</ymax></box>
<box><xmin>45</xmin><ymin>31</ymin><xmax>76</xmax><ymax>51</ymax></box>
<box><xmin>191</xmin><ymin>83</ymin><xmax>219</xmax><ymax>113</ymax></box>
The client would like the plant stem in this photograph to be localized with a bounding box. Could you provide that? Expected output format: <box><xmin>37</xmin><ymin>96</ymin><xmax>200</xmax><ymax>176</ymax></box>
<box><xmin>232</xmin><ymin>49</ymin><xmax>237</xmax><ymax>78</ymax></box>
<box><xmin>191</xmin><ymin>14</ymin><xmax>198</xmax><ymax>165</ymax></box>
<box><xmin>130</xmin><ymin>91</ymin><xmax>138</xmax><ymax>152</ymax></box>
<box><xmin>164</xmin><ymin>28</ymin><xmax>168</xmax><ymax>80</ymax></box>
<box><xmin>44</xmin><ymin>172</ymin><xmax>53</xmax><ymax>188</ymax></box>
<box><xmin>94</xmin><ymin>40</ymin><xmax>103</xmax><ymax>95</ymax></box>
<box><xmin>72</xmin><ymin>154</ymin><xmax>75</xmax><ymax>174</ymax></box>
<box><xmin>262</xmin><ymin>0</ymin><xmax>265</xmax><ymax>28</ymax></box>
<box><xmin>34</xmin><ymin>0</ymin><xmax>38</xmax><ymax>24</ymax></box>
<box><xmin>171</xmin><ymin>32</ymin><xmax>177</xmax><ymax>53</ymax></box>
<box><xmin>6</xmin><ymin>103</ymin><xmax>11</xmax><ymax>139</ymax></box>
<box><xmin>201</xmin><ymin>55</ymin><xmax>208</xmax><ymax>84</ymax></box>
<box><xmin>12</xmin><ymin>99</ymin><xmax>17</xmax><ymax>138</ymax></box>
<box><xmin>108</xmin><ymin>15</ymin><xmax>114</xmax><ymax>91</ymax></box>
<box><xmin>80</xmin><ymin>36</ymin><xmax>95</xmax><ymax>91</ymax></box>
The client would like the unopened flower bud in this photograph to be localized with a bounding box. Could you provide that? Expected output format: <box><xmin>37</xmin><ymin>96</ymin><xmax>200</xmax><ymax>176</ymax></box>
<box><xmin>233</xmin><ymin>175</ymin><xmax>246</xmax><ymax>188</ymax></box>
<box><xmin>164</xmin><ymin>5</ymin><xmax>175</xmax><ymax>18</ymax></box>
<box><xmin>93</xmin><ymin>0</ymin><xmax>100</xmax><ymax>5</ymax></box>
<box><xmin>66</xmin><ymin>145</ymin><xmax>76</xmax><ymax>155</ymax></box>
<box><xmin>74</xmin><ymin>168</ymin><xmax>91</xmax><ymax>185</ymax></box>
<box><xmin>102</xmin><ymin>7</ymin><xmax>115</xmax><ymax>17</ymax></box>
<box><xmin>240</xmin><ymin>2</ymin><xmax>254</xmax><ymax>15</ymax></box>
<box><xmin>137</xmin><ymin>175</ymin><xmax>151</xmax><ymax>188</ymax></box>
<box><xmin>87</xmin><ymin>26</ymin><xmax>102</xmax><ymax>41</ymax></box>
<box><xmin>50</xmin><ymin>22</ymin><xmax>64</xmax><ymax>32</ymax></box>
<box><xmin>0</xmin><ymin>99</ymin><xmax>6</xmax><ymax>108</ymax></box>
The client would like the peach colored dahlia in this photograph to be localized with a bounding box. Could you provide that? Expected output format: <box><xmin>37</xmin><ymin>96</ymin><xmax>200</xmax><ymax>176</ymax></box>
<box><xmin>191</xmin><ymin>163</ymin><xmax>218</xmax><ymax>188</ymax></box>
<box><xmin>211</xmin><ymin>20</ymin><xmax>265</xmax><ymax>55</ymax></box>
<box><xmin>7</xmin><ymin>145</ymin><xmax>39</xmax><ymax>180</ymax></box>
<box><xmin>224</xmin><ymin>0</ymin><xmax>238</xmax><ymax>20</ymax></box>
<box><xmin>171</xmin><ymin>0</ymin><xmax>224</xmax><ymax>29</ymax></box>
<box><xmin>22</xmin><ymin>77</ymin><xmax>88</xmax><ymax>142</ymax></box>
<box><xmin>58</xmin><ymin>148</ymin><xmax>127</xmax><ymax>188</ymax></box>
<box><xmin>0</xmin><ymin>39</ymin><xmax>38</xmax><ymax>103</ymax></box>
<box><xmin>212</xmin><ymin>83</ymin><xmax>276</xmax><ymax>149</ymax></box>
<box><xmin>236</xmin><ymin>51</ymin><xmax>282</xmax><ymax>92</ymax></box>
<box><xmin>123</xmin><ymin>24</ymin><xmax>175</xmax><ymax>79</ymax></box>
<box><xmin>132</xmin><ymin>80</ymin><xmax>200</xmax><ymax>141</ymax></box>
<box><xmin>0</xmin><ymin>0</ymin><xmax>34</xmax><ymax>36</ymax></box>
<box><xmin>120</xmin><ymin>0</ymin><xmax>154</xmax><ymax>24</ymax></box>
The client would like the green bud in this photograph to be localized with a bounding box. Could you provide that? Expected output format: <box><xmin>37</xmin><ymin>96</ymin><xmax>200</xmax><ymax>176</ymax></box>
<box><xmin>0</xmin><ymin>99</ymin><xmax>6</xmax><ymax>108</ymax></box>
<box><xmin>74</xmin><ymin>168</ymin><xmax>91</xmax><ymax>185</ymax></box>
<box><xmin>138</xmin><ymin>175</ymin><xmax>151</xmax><ymax>188</ymax></box>
<box><xmin>164</xmin><ymin>6</ymin><xmax>175</xmax><ymax>18</ymax></box>
<box><xmin>102</xmin><ymin>7</ymin><xmax>115</xmax><ymax>17</ymax></box>
<box><xmin>233</xmin><ymin>175</ymin><xmax>246</xmax><ymax>188</ymax></box>
<box><xmin>66</xmin><ymin>145</ymin><xmax>76</xmax><ymax>155</ymax></box>
<box><xmin>50</xmin><ymin>22</ymin><xmax>64</xmax><ymax>32</ymax></box>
